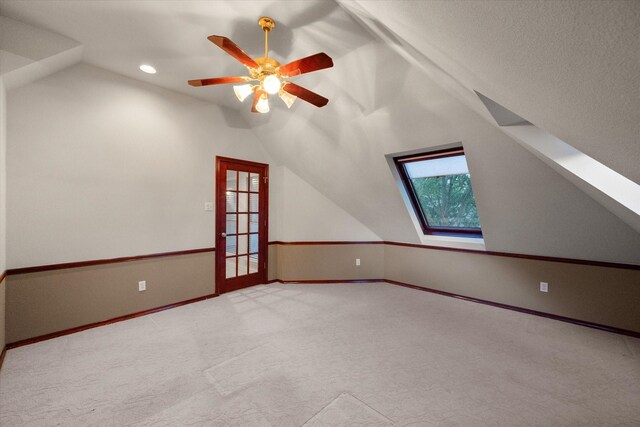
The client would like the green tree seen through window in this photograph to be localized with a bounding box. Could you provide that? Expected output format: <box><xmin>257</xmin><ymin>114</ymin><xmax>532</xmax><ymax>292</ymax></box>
<box><xmin>410</xmin><ymin>173</ymin><xmax>480</xmax><ymax>228</ymax></box>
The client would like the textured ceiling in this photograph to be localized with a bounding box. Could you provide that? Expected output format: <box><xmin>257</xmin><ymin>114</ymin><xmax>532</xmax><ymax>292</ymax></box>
<box><xmin>1</xmin><ymin>0</ymin><xmax>639</xmax><ymax>263</ymax></box>
<box><xmin>343</xmin><ymin>0</ymin><xmax>640</xmax><ymax>184</ymax></box>
<box><xmin>0</xmin><ymin>0</ymin><xmax>370</xmax><ymax>109</ymax></box>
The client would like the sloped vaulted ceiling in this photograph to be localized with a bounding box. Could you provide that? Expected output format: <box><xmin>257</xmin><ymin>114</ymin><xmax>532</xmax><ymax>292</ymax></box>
<box><xmin>1</xmin><ymin>0</ymin><xmax>639</xmax><ymax>264</ymax></box>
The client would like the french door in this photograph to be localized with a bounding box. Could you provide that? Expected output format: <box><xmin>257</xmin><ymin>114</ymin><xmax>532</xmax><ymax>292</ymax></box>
<box><xmin>215</xmin><ymin>157</ymin><xmax>269</xmax><ymax>294</ymax></box>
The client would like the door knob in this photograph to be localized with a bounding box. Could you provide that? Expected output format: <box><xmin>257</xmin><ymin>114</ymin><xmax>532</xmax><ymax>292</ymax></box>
<box><xmin>221</xmin><ymin>232</ymin><xmax>227</xmax><ymax>238</ymax></box>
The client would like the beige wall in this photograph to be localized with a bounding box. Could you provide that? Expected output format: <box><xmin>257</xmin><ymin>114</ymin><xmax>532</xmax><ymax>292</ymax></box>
<box><xmin>385</xmin><ymin>244</ymin><xmax>640</xmax><ymax>332</ymax></box>
<box><xmin>0</xmin><ymin>276</ymin><xmax>5</xmax><ymax>351</ymax></box>
<box><xmin>1</xmin><ymin>78</ymin><xmax>6</xmax><ymax>353</ymax></box>
<box><xmin>268</xmin><ymin>244</ymin><xmax>278</xmax><ymax>281</ymax></box>
<box><xmin>5</xmin><ymin>242</ymin><xmax>640</xmax><ymax>345</ymax></box>
<box><xmin>275</xmin><ymin>244</ymin><xmax>384</xmax><ymax>282</ymax></box>
<box><xmin>6</xmin><ymin>251</ymin><xmax>214</xmax><ymax>343</ymax></box>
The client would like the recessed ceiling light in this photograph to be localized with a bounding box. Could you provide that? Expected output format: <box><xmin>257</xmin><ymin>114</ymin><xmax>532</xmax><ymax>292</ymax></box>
<box><xmin>139</xmin><ymin>64</ymin><xmax>157</xmax><ymax>74</ymax></box>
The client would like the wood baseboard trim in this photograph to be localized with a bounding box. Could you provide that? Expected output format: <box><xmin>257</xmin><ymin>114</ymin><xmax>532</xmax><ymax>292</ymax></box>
<box><xmin>8</xmin><ymin>240</ymin><xmax>638</xmax><ymax>277</ymax></box>
<box><xmin>6</xmin><ymin>292</ymin><xmax>219</xmax><ymax>350</ymax></box>
<box><xmin>268</xmin><ymin>279</ymin><xmax>386</xmax><ymax>284</ymax></box>
<box><xmin>0</xmin><ymin>346</ymin><xmax>6</xmax><ymax>371</ymax></box>
<box><xmin>268</xmin><ymin>278</ymin><xmax>639</xmax><ymax>337</ymax></box>
<box><xmin>7</xmin><ymin>247</ymin><xmax>216</xmax><ymax>275</ymax></box>
<box><xmin>384</xmin><ymin>242</ymin><xmax>640</xmax><ymax>271</ymax></box>
<box><xmin>269</xmin><ymin>241</ymin><xmax>383</xmax><ymax>246</ymax></box>
<box><xmin>384</xmin><ymin>279</ymin><xmax>640</xmax><ymax>338</ymax></box>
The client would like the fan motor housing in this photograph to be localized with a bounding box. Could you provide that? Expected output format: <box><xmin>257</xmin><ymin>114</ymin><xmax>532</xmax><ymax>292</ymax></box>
<box><xmin>251</xmin><ymin>57</ymin><xmax>281</xmax><ymax>79</ymax></box>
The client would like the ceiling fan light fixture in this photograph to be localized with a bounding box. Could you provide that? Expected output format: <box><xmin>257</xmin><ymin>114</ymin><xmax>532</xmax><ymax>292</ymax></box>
<box><xmin>263</xmin><ymin>74</ymin><xmax>281</xmax><ymax>95</ymax></box>
<box><xmin>233</xmin><ymin>84</ymin><xmax>254</xmax><ymax>102</ymax></box>
<box><xmin>188</xmin><ymin>16</ymin><xmax>333</xmax><ymax>113</ymax></box>
<box><xmin>255</xmin><ymin>93</ymin><xmax>270</xmax><ymax>113</ymax></box>
<box><xmin>278</xmin><ymin>89</ymin><xmax>297</xmax><ymax>109</ymax></box>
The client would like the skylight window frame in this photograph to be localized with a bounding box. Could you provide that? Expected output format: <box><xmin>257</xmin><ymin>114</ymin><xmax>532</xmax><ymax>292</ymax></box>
<box><xmin>394</xmin><ymin>147</ymin><xmax>483</xmax><ymax>238</ymax></box>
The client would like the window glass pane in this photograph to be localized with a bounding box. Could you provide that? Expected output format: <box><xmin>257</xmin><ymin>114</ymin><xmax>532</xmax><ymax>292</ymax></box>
<box><xmin>237</xmin><ymin>255</ymin><xmax>248</xmax><ymax>276</ymax></box>
<box><xmin>249</xmin><ymin>193</ymin><xmax>259</xmax><ymax>212</ymax></box>
<box><xmin>238</xmin><ymin>214</ymin><xmax>248</xmax><ymax>234</ymax></box>
<box><xmin>239</xmin><ymin>171</ymin><xmax>249</xmax><ymax>191</ymax></box>
<box><xmin>411</xmin><ymin>173</ymin><xmax>480</xmax><ymax>228</ymax></box>
<box><xmin>226</xmin><ymin>191</ymin><xmax>236</xmax><ymax>213</ymax></box>
<box><xmin>226</xmin><ymin>214</ymin><xmax>237</xmax><ymax>235</ymax></box>
<box><xmin>238</xmin><ymin>193</ymin><xmax>248</xmax><ymax>213</ymax></box>
<box><xmin>249</xmin><ymin>254</ymin><xmax>259</xmax><ymax>274</ymax></box>
<box><xmin>225</xmin><ymin>236</ymin><xmax>236</xmax><ymax>256</ymax></box>
<box><xmin>226</xmin><ymin>170</ymin><xmax>237</xmax><ymax>190</ymax></box>
<box><xmin>250</xmin><ymin>173</ymin><xmax>259</xmax><ymax>192</ymax></box>
<box><xmin>397</xmin><ymin>150</ymin><xmax>481</xmax><ymax>234</ymax></box>
<box><xmin>249</xmin><ymin>233</ymin><xmax>258</xmax><ymax>253</ymax></box>
<box><xmin>405</xmin><ymin>155</ymin><xmax>469</xmax><ymax>178</ymax></box>
<box><xmin>237</xmin><ymin>234</ymin><xmax>248</xmax><ymax>255</ymax></box>
<box><xmin>249</xmin><ymin>214</ymin><xmax>259</xmax><ymax>233</ymax></box>
<box><xmin>226</xmin><ymin>257</ymin><xmax>236</xmax><ymax>278</ymax></box>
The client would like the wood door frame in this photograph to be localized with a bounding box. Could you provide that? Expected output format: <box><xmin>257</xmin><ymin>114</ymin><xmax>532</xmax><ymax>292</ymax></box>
<box><xmin>215</xmin><ymin>156</ymin><xmax>269</xmax><ymax>294</ymax></box>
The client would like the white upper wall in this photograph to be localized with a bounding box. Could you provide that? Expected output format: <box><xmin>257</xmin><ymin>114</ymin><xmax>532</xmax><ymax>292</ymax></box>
<box><xmin>0</xmin><ymin>78</ymin><xmax>6</xmax><ymax>273</ymax></box>
<box><xmin>6</xmin><ymin>63</ymin><xmax>275</xmax><ymax>267</ymax></box>
<box><xmin>257</xmin><ymin>48</ymin><xmax>640</xmax><ymax>265</ymax></box>
<box><xmin>270</xmin><ymin>166</ymin><xmax>380</xmax><ymax>242</ymax></box>
<box><xmin>3</xmin><ymin>1</ymin><xmax>639</xmax><ymax>265</ymax></box>
<box><xmin>6</xmin><ymin>62</ymin><xmax>382</xmax><ymax>267</ymax></box>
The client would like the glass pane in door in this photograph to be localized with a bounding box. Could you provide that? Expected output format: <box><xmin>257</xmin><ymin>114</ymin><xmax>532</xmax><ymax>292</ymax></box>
<box><xmin>224</xmin><ymin>167</ymin><xmax>260</xmax><ymax>279</ymax></box>
<box><xmin>238</xmin><ymin>214</ymin><xmax>248</xmax><ymax>234</ymax></box>
<box><xmin>226</xmin><ymin>257</ymin><xmax>236</xmax><ymax>278</ymax></box>
<box><xmin>250</xmin><ymin>173</ymin><xmax>259</xmax><ymax>192</ymax></box>
<box><xmin>226</xmin><ymin>171</ymin><xmax>237</xmax><ymax>190</ymax></box>
<box><xmin>249</xmin><ymin>214</ymin><xmax>259</xmax><ymax>233</ymax></box>
<box><xmin>249</xmin><ymin>254</ymin><xmax>259</xmax><ymax>274</ymax></box>
<box><xmin>239</xmin><ymin>172</ymin><xmax>249</xmax><ymax>191</ymax></box>
<box><xmin>237</xmin><ymin>255</ymin><xmax>248</xmax><ymax>276</ymax></box>
<box><xmin>226</xmin><ymin>214</ymin><xmax>236</xmax><ymax>234</ymax></box>
<box><xmin>237</xmin><ymin>235</ymin><xmax>248</xmax><ymax>255</ymax></box>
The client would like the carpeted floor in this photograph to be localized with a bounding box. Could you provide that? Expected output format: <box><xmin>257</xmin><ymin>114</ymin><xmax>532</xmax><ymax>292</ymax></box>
<box><xmin>1</xmin><ymin>283</ymin><xmax>639</xmax><ymax>426</ymax></box>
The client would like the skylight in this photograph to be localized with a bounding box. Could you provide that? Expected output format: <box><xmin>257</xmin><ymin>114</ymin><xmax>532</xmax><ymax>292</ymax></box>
<box><xmin>394</xmin><ymin>147</ymin><xmax>482</xmax><ymax>237</ymax></box>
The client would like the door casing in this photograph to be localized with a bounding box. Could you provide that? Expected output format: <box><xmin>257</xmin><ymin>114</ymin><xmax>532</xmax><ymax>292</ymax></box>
<box><xmin>215</xmin><ymin>156</ymin><xmax>269</xmax><ymax>294</ymax></box>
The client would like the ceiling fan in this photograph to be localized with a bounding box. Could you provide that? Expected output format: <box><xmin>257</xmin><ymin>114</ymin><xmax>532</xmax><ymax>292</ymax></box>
<box><xmin>188</xmin><ymin>16</ymin><xmax>334</xmax><ymax>113</ymax></box>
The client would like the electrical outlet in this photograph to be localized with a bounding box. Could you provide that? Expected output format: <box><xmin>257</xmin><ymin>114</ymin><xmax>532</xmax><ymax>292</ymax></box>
<box><xmin>356</xmin><ymin>258</ymin><xmax>361</xmax><ymax>266</ymax></box>
<box><xmin>540</xmin><ymin>282</ymin><xmax>548</xmax><ymax>292</ymax></box>
<box><xmin>138</xmin><ymin>281</ymin><xmax>146</xmax><ymax>292</ymax></box>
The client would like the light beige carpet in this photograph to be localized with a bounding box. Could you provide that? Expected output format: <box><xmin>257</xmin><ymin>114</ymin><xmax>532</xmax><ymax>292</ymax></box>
<box><xmin>1</xmin><ymin>283</ymin><xmax>639</xmax><ymax>426</ymax></box>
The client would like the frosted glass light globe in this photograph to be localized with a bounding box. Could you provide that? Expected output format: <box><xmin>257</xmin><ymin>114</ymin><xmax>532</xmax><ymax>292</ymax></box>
<box><xmin>233</xmin><ymin>84</ymin><xmax>254</xmax><ymax>102</ymax></box>
<box><xmin>256</xmin><ymin>94</ymin><xmax>270</xmax><ymax>113</ymax></box>
<box><xmin>263</xmin><ymin>75</ymin><xmax>281</xmax><ymax>95</ymax></box>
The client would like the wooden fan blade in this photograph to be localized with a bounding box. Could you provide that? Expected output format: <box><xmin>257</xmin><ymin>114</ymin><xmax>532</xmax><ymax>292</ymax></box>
<box><xmin>282</xmin><ymin>82</ymin><xmax>329</xmax><ymax>107</ymax></box>
<box><xmin>251</xmin><ymin>90</ymin><xmax>262</xmax><ymax>113</ymax></box>
<box><xmin>188</xmin><ymin>76</ymin><xmax>251</xmax><ymax>87</ymax></box>
<box><xmin>208</xmin><ymin>35</ymin><xmax>259</xmax><ymax>69</ymax></box>
<box><xmin>279</xmin><ymin>53</ymin><xmax>333</xmax><ymax>77</ymax></box>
